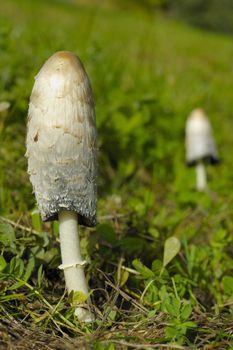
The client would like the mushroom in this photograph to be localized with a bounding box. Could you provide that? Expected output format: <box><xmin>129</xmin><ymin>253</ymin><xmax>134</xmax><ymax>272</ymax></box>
<box><xmin>26</xmin><ymin>51</ymin><xmax>97</xmax><ymax>322</ymax></box>
<box><xmin>185</xmin><ymin>108</ymin><xmax>219</xmax><ymax>191</ymax></box>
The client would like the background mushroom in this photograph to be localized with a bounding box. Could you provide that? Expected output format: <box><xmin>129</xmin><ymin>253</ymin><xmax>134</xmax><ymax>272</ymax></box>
<box><xmin>185</xmin><ymin>108</ymin><xmax>219</xmax><ymax>191</ymax></box>
<box><xmin>26</xmin><ymin>51</ymin><xmax>97</xmax><ymax>322</ymax></box>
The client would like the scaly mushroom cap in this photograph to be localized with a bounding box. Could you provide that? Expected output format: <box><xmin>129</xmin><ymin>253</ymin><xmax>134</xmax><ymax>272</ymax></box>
<box><xmin>26</xmin><ymin>51</ymin><xmax>97</xmax><ymax>226</ymax></box>
<box><xmin>185</xmin><ymin>108</ymin><xmax>219</xmax><ymax>166</ymax></box>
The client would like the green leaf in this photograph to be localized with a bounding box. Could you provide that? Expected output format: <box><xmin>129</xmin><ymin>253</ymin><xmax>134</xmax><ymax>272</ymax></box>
<box><xmin>31</xmin><ymin>208</ymin><xmax>42</xmax><ymax>232</ymax></box>
<box><xmin>163</xmin><ymin>236</ymin><xmax>181</xmax><ymax>267</ymax></box>
<box><xmin>148</xmin><ymin>310</ymin><xmax>157</xmax><ymax>318</ymax></box>
<box><xmin>0</xmin><ymin>255</ymin><xmax>7</xmax><ymax>272</ymax></box>
<box><xmin>9</xmin><ymin>281</ymin><xmax>25</xmax><ymax>291</ymax></box>
<box><xmin>9</xmin><ymin>257</ymin><xmax>24</xmax><ymax>277</ymax></box>
<box><xmin>151</xmin><ymin>259</ymin><xmax>163</xmax><ymax>274</ymax></box>
<box><xmin>159</xmin><ymin>285</ymin><xmax>170</xmax><ymax>303</ymax></box>
<box><xmin>132</xmin><ymin>259</ymin><xmax>154</xmax><ymax>279</ymax></box>
<box><xmin>43</xmin><ymin>247</ymin><xmax>59</xmax><ymax>264</ymax></box>
<box><xmin>165</xmin><ymin>326</ymin><xmax>177</xmax><ymax>339</ymax></box>
<box><xmin>24</xmin><ymin>257</ymin><xmax>35</xmax><ymax>282</ymax></box>
<box><xmin>148</xmin><ymin>227</ymin><xmax>160</xmax><ymax>239</ymax></box>
<box><xmin>164</xmin><ymin>296</ymin><xmax>181</xmax><ymax>317</ymax></box>
<box><xmin>182</xmin><ymin>321</ymin><xmax>197</xmax><ymax>328</ymax></box>
<box><xmin>0</xmin><ymin>293</ymin><xmax>25</xmax><ymax>302</ymax></box>
<box><xmin>222</xmin><ymin>276</ymin><xmax>233</xmax><ymax>296</ymax></box>
<box><xmin>108</xmin><ymin>310</ymin><xmax>117</xmax><ymax>321</ymax></box>
<box><xmin>31</xmin><ymin>246</ymin><xmax>45</xmax><ymax>260</ymax></box>
<box><xmin>172</xmin><ymin>296</ymin><xmax>181</xmax><ymax>316</ymax></box>
<box><xmin>165</xmin><ymin>302</ymin><xmax>178</xmax><ymax>317</ymax></box>
<box><xmin>69</xmin><ymin>290</ymin><xmax>88</xmax><ymax>304</ymax></box>
<box><xmin>37</xmin><ymin>265</ymin><xmax>44</xmax><ymax>288</ymax></box>
<box><xmin>94</xmin><ymin>342</ymin><xmax>115</xmax><ymax>350</ymax></box>
<box><xmin>119</xmin><ymin>269</ymin><xmax>129</xmax><ymax>287</ymax></box>
<box><xmin>143</xmin><ymin>282</ymin><xmax>159</xmax><ymax>304</ymax></box>
<box><xmin>39</xmin><ymin>232</ymin><xmax>50</xmax><ymax>248</ymax></box>
<box><xmin>181</xmin><ymin>303</ymin><xmax>192</xmax><ymax>320</ymax></box>
<box><xmin>0</xmin><ymin>222</ymin><xmax>16</xmax><ymax>247</ymax></box>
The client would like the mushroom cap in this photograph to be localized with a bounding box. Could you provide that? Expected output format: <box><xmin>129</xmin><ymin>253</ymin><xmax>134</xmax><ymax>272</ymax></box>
<box><xmin>185</xmin><ymin>108</ymin><xmax>219</xmax><ymax>166</ymax></box>
<box><xmin>26</xmin><ymin>51</ymin><xmax>97</xmax><ymax>226</ymax></box>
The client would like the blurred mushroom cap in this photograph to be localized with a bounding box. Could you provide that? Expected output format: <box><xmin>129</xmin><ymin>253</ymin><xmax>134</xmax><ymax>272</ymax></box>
<box><xmin>185</xmin><ymin>108</ymin><xmax>219</xmax><ymax>166</ymax></box>
<box><xmin>26</xmin><ymin>51</ymin><xmax>97</xmax><ymax>226</ymax></box>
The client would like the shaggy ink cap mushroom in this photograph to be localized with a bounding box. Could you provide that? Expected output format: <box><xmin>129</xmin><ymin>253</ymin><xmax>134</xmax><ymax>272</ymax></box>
<box><xmin>26</xmin><ymin>51</ymin><xmax>97</xmax><ymax>227</ymax></box>
<box><xmin>185</xmin><ymin>108</ymin><xmax>219</xmax><ymax>192</ymax></box>
<box><xmin>185</xmin><ymin>108</ymin><xmax>219</xmax><ymax>167</ymax></box>
<box><xmin>26</xmin><ymin>51</ymin><xmax>97</xmax><ymax>322</ymax></box>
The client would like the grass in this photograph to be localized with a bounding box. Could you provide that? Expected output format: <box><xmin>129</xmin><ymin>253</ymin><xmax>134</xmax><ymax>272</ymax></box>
<box><xmin>0</xmin><ymin>0</ymin><xmax>233</xmax><ymax>349</ymax></box>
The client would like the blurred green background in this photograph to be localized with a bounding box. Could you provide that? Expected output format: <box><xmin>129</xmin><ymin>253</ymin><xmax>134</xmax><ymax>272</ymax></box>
<box><xmin>1</xmin><ymin>0</ymin><xmax>233</xmax><ymax>216</ymax></box>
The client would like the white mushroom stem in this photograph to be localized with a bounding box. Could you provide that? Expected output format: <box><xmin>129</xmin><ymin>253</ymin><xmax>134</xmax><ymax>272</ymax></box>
<box><xmin>196</xmin><ymin>161</ymin><xmax>207</xmax><ymax>191</ymax></box>
<box><xmin>58</xmin><ymin>210</ymin><xmax>94</xmax><ymax>322</ymax></box>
